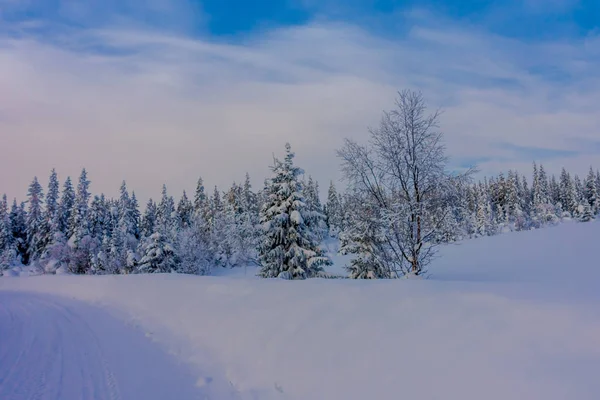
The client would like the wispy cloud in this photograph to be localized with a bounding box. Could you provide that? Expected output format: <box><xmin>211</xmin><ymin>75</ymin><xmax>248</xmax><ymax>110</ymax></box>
<box><xmin>0</xmin><ymin>8</ymin><xmax>599</xmax><ymax>202</ymax></box>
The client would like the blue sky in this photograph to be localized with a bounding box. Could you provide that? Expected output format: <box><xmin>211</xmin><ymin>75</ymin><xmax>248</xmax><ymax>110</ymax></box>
<box><xmin>1</xmin><ymin>0</ymin><xmax>599</xmax><ymax>201</ymax></box>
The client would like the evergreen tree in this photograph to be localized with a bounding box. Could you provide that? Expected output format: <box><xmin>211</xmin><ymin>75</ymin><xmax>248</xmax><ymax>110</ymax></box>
<box><xmin>325</xmin><ymin>181</ymin><xmax>344</xmax><ymax>236</ymax></box>
<box><xmin>68</xmin><ymin>169</ymin><xmax>91</xmax><ymax>244</ymax></box>
<box><xmin>141</xmin><ymin>199</ymin><xmax>157</xmax><ymax>238</ymax></box>
<box><xmin>303</xmin><ymin>176</ymin><xmax>328</xmax><ymax>240</ymax></box>
<box><xmin>10</xmin><ymin>200</ymin><xmax>28</xmax><ymax>264</ymax></box>
<box><xmin>46</xmin><ymin>169</ymin><xmax>60</xmax><ymax>230</ymax></box>
<box><xmin>67</xmin><ymin>169</ymin><xmax>93</xmax><ymax>274</ymax></box>
<box><xmin>57</xmin><ymin>177</ymin><xmax>75</xmax><ymax>237</ymax></box>
<box><xmin>177</xmin><ymin>191</ymin><xmax>194</xmax><ymax>230</ymax></box>
<box><xmin>559</xmin><ymin>168</ymin><xmax>576</xmax><ymax>217</ymax></box>
<box><xmin>130</xmin><ymin>192</ymin><xmax>141</xmax><ymax>240</ymax></box>
<box><xmin>138</xmin><ymin>185</ymin><xmax>178</xmax><ymax>273</ymax></box>
<box><xmin>242</xmin><ymin>173</ymin><xmax>258</xmax><ymax>216</ymax></box>
<box><xmin>88</xmin><ymin>195</ymin><xmax>109</xmax><ymax>241</ymax></box>
<box><xmin>137</xmin><ymin>232</ymin><xmax>179</xmax><ymax>274</ymax></box>
<box><xmin>258</xmin><ymin>143</ymin><xmax>331</xmax><ymax>279</ymax></box>
<box><xmin>26</xmin><ymin>176</ymin><xmax>48</xmax><ymax>262</ymax></box>
<box><xmin>192</xmin><ymin>177</ymin><xmax>212</xmax><ymax>232</ymax></box>
<box><xmin>156</xmin><ymin>184</ymin><xmax>176</xmax><ymax>236</ymax></box>
<box><xmin>341</xmin><ymin>196</ymin><xmax>395</xmax><ymax>279</ymax></box>
<box><xmin>584</xmin><ymin>167</ymin><xmax>599</xmax><ymax>215</ymax></box>
<box><xmin>175</xmin><ymin>227</ymin><xmax>212</xmax><ymax>275</ymax></box>
<box><xmin>0</xmin><ymin>195</ymin><xmax>17</xmax><ymax>271</ymax></box>
<box><xmin>116</xmin><ymin>182</ymin><xmax>140</xmax><ymax>273</ymax></box>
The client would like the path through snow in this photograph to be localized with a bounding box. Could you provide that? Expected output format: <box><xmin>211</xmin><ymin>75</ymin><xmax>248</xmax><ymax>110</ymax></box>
<box><xmin>0</xmin><ymin>291</ymin><xmax>207</xmax><ymax>400</ymax></box>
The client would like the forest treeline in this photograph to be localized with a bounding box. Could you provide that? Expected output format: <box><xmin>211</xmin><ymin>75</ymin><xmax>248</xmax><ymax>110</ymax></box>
<box><xmin>1</xmin><ymin>90</ymin><xmax>598</xmax><ymax>278</ymax></box>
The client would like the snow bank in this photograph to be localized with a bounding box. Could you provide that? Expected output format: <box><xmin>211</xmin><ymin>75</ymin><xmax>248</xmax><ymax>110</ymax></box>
<box><xmin>2</xmin><ymin>221</ymin><xmax>600</xmax><ymax>399</ymax></box>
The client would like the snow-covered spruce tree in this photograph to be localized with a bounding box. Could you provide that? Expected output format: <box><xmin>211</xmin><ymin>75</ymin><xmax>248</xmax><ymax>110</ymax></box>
<box><xmin>531</xmin><ymin>163</ymin><xmax>556</xmax><ymax>225</ymax></box>
<box><xmin>10</xmin><ymin>200</ymin><xmax>28</xmax><ymax>265</ymax></box>
<box><xmin>136</xmin><ymin>231</ymin><xmax>179</xmax><ymax>274</ymax></box>
<box><xmin>559</xmin><ymin>168</ymin><xmax>576</xmax><ymax>218</ymax></box>
<box><xmin>304</xmin><ymin>176</ymin><xmax>328</xmax><ymax>241</ymax></box>
<box><xmin>26</xmin><ymin>176</ymin><xmax>48</xmax><ymax>264</ymax></box>
<box><xmin>223</xmin><ymin>179</ymin><xmax>260</xmax><ymax>268</ymax></box>
<box><xmin>58</xmin><ymin>176</ymin><xmax>75</xmax><ymax>238</ymax></box>
<box><xmin>175</xmin><ymin>226</ymin><xmax>212</xmax><ymax>275</ymax></box>
<box><xmin>340</xmin><ymin>193</ymin><xmax>397</xmax><ymax>279</ymax></box>
<box><xmin>325</xmin><ymin>181</ymin><xmax>344</xmax><ymax>237</ymax></box>
<box><xmin>578</xmin><ymin>202</ymin><xmax>594</xmax><ymax>222</ymax></box>
<box><xmin>0</xmin><ymin>195</ymin><xmax>18</xmax><ymax>272</ymax></box>
<box><xmin>68</xmin><ymin>169</ymin><xmax>91</xmax><ymax>244</ymax></box>
<box><xmin>193</xmin><ymin>177</ymin><xmax>210</xmax><ymax>224</ymax></box>
<box><xmin>116</xmin><ymin>181</ymin><xmax>140</xmax><ymax>273</ymax></box>
<box><xmin>596</xmin><ymin>170</ymin><xmax>600</xmax><ymax>202</ymax></box>
<box><xmin>235</xmin><ymin>197</ymin><xmax>261</xmax><ymax>267</ymax></box>
<box><xmin>137</xmin><ymin>185</ymin><xmax>178</xmax><ymax>273</ymax></box>
<box><xmin>45</xmin><ymin>169</ymin><xmax>60</xmax><ymax>233</ymax></box>
<box><xmin>584</xmin><ymin>167</ymin><xmax>599</xmax><ymax>216</ymax></box>
<box><xmin>140</xmin><ymin>198</ymin><xmax>157</xmax><ymax>238</ymax></box>
<box><xmin>258</xmin><ymin>143</ymin><xmax>331</xmax><ymax>279</ymax></box>
<box><xmin>177</xmin><ymin>190</ymin><xmax>194</xmax><ymax>230</ymax></box>
<box><xmin>67</xmin><ymin>169</ymin><xmax>94</xmax><ymax>274</ymax></box>
<box><xmin>337</xmin><ymin>90</ymin><xmax>473</xmax><ymax>277</ymax></box>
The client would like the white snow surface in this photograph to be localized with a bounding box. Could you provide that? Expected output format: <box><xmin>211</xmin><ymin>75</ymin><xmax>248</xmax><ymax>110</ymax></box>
<box><xmin>2</xmin><ymin>220</ymin><xmax>600</xmax><ymax>399</ymax></box>
<box><xmin>0</xmin><ymin>292</ymin><xmax>210</xmax><ymax>400</ymax></box>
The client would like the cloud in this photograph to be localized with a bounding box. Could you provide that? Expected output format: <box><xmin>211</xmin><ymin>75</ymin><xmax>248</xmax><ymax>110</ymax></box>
<box><xmin>0</xmin><ymin>10</ymin><xmax>599</xmax><ymax>203</ymax></box>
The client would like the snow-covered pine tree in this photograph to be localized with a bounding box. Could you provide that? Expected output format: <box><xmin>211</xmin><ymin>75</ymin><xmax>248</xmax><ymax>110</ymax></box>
<box><xmin>235</xmin><ymin>203</ymin><xmax>260</xmax><ymax>268</ymax></box>
<box><xmin>596</xmin><ymin>170</ymin><xmax>600</xmax><ymax>201</ymax></box>
<box><xmin>10</xmin><ymin>200</ymin><xmax>28</xmax><ymax>264</ymax></box>
<box><xmin>141</xmin><ymin>199</ymin><xmax>157</xmax><ymax>238</ymax></box>
<box><xmin>26</xmin><ymin>176</ymin><xmax>48</xmax><ymax>263</ymax></box>
<box><xmin>549</xmin><ymin>174</ymin><xmax>561</xmax><ymax>206</ymax></box>
<box><xmin>88</xmin><ymin>195</ymin><xmax>109</xmax><ymax>243</ymax></box>
<box><xmin>156</xmin><ymin>184</ymin><xmax>177</xmax><ymax>236</ymax></box>
<box><xmin>242</xmin><ymin>173</ymin><xmax>258</xmax><ymax>215</ymax></box>
<box><xmin>0</xmin><ymin>195</ymin><xmax>18</xmax><ymax>272</ymax></box>
<box><xmin>137</xmin><ymin>231</ymin><xmax>179</xmax><ymax>274</ymax></box>
<box><xmin>258</xmin><ymin>143</ymin><xmax>331</xmax><ymax>279</ymax></box>
<box><xmin>531</xmin><ymin>163</ymin><xmax>555</xmax><ymax>225</ymax></box>
<box><xmin>303</xmin><ymin>176</ymin><xmax>328</xmax><ymax>241</ymax></box>
<box><xmin>116</xmin><ymin>182</ymin><xmax>140</xmax><ymax>273</ymax></box>
<box><xmin>175</xmin><ymin>226</ymin><xmax>212</xmax><ymax>275</ymax></box>
<box><xmin>340</xmin><ymin>194</ymin><xmax>396</xmax><ymax>279</ymax></box>
<box><xmin>130</xmin><ymin>192</ymin><xmax>141</xmax><ymax>240</ymax></box>
<box><xmin>137</xmin><ymin>185</ymin><xmax>178</xmax><ymax>274</ymax></box>
<box><xmin>67</xmin><ymin>169</ymin><xmax>94</xmax><ymax>274</ymax></box>
<box><xmin>177</xmin><ymin>190</ymin><xmax>194</xmax><ymax>230</ymax></box>
<box><xmin>68</xmin><ymin>169</ymin><xmax>91</xmax><ymax>245</ymax></box>
<box><xmin>58</xmin><ymin>177</ymin><xmax>75</xmax><ymax>238</ymax></box>
<box><xmin>45</xmin><ymin>169</ymin><xmax>60</xmax><ymax>232</ymax></box>
<box><xmin>584</xmin><ymin>167</ymin><xmax>599</xmax><ymax>216</ymax></box>
<box><xmin>520</xmin><ymin>174</ymin><xmax>531</xmax><ymax>216</ymax></box>
<box><xmin>325</xmin><ymin>181</ymin><xmax>344</xmax><ymax>237</ymax></box>
<box><xmin>193</xmin><ymin>177</ymin><xmax>210</xmax><ymax>224</ymax></box>
<box><xmin>209</xmin><ymin>186</ymin><xmax>223</xmax><ymax>227</ymax></box>
<box><xmin>578</xmin><ymin>202</ymin><xmax>594</xmax><ymax>222</ymax></box>
<box><xmin>559</xmin><ymin>168</ymin><xmax>576</xmax><ymax>217</ymax></box>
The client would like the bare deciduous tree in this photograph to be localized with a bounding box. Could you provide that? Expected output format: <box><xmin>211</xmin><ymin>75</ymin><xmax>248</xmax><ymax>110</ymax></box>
<box><xmin>338</xmin><ymin>89</ymin><xmax>473</xmax><ymax>277</ymax></box>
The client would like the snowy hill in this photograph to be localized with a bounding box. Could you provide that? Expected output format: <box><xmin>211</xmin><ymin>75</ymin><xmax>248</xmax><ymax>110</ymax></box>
<box><xmin>2</xmin><ymin>221</ymin><xmax>600</xmax><ymax>399</ymax></box>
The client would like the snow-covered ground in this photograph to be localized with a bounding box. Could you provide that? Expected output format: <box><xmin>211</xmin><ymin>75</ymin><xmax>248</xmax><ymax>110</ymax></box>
<box><xmin>0</xmin><ymin>292</ymin><xmax>211</xmax><ymax>400</ymax></box>
<box><xmin>2</xmin><ymin>221</ymin><xmax>600</xmax><ymax>399</ymax></box>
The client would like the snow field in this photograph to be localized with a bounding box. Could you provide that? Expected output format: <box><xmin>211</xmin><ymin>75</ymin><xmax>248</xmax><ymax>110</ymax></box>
<box><xmin>2</xmin><ymin>220</ymin><xmax>600</xmax><ymax>399</ymax></box>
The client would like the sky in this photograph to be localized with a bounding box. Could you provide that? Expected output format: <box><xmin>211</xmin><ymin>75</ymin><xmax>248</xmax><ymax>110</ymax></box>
<box><xmin>1</xmin><ymin>0</ymin><xmax>599</xmax><ymax>203</ymax></box>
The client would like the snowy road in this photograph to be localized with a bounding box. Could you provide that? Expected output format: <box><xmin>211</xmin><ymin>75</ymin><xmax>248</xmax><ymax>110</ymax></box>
<box><xmin>0</xmin><ymin>291</ymin><xmax>206</xmax><ymax>400</ymax></box>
